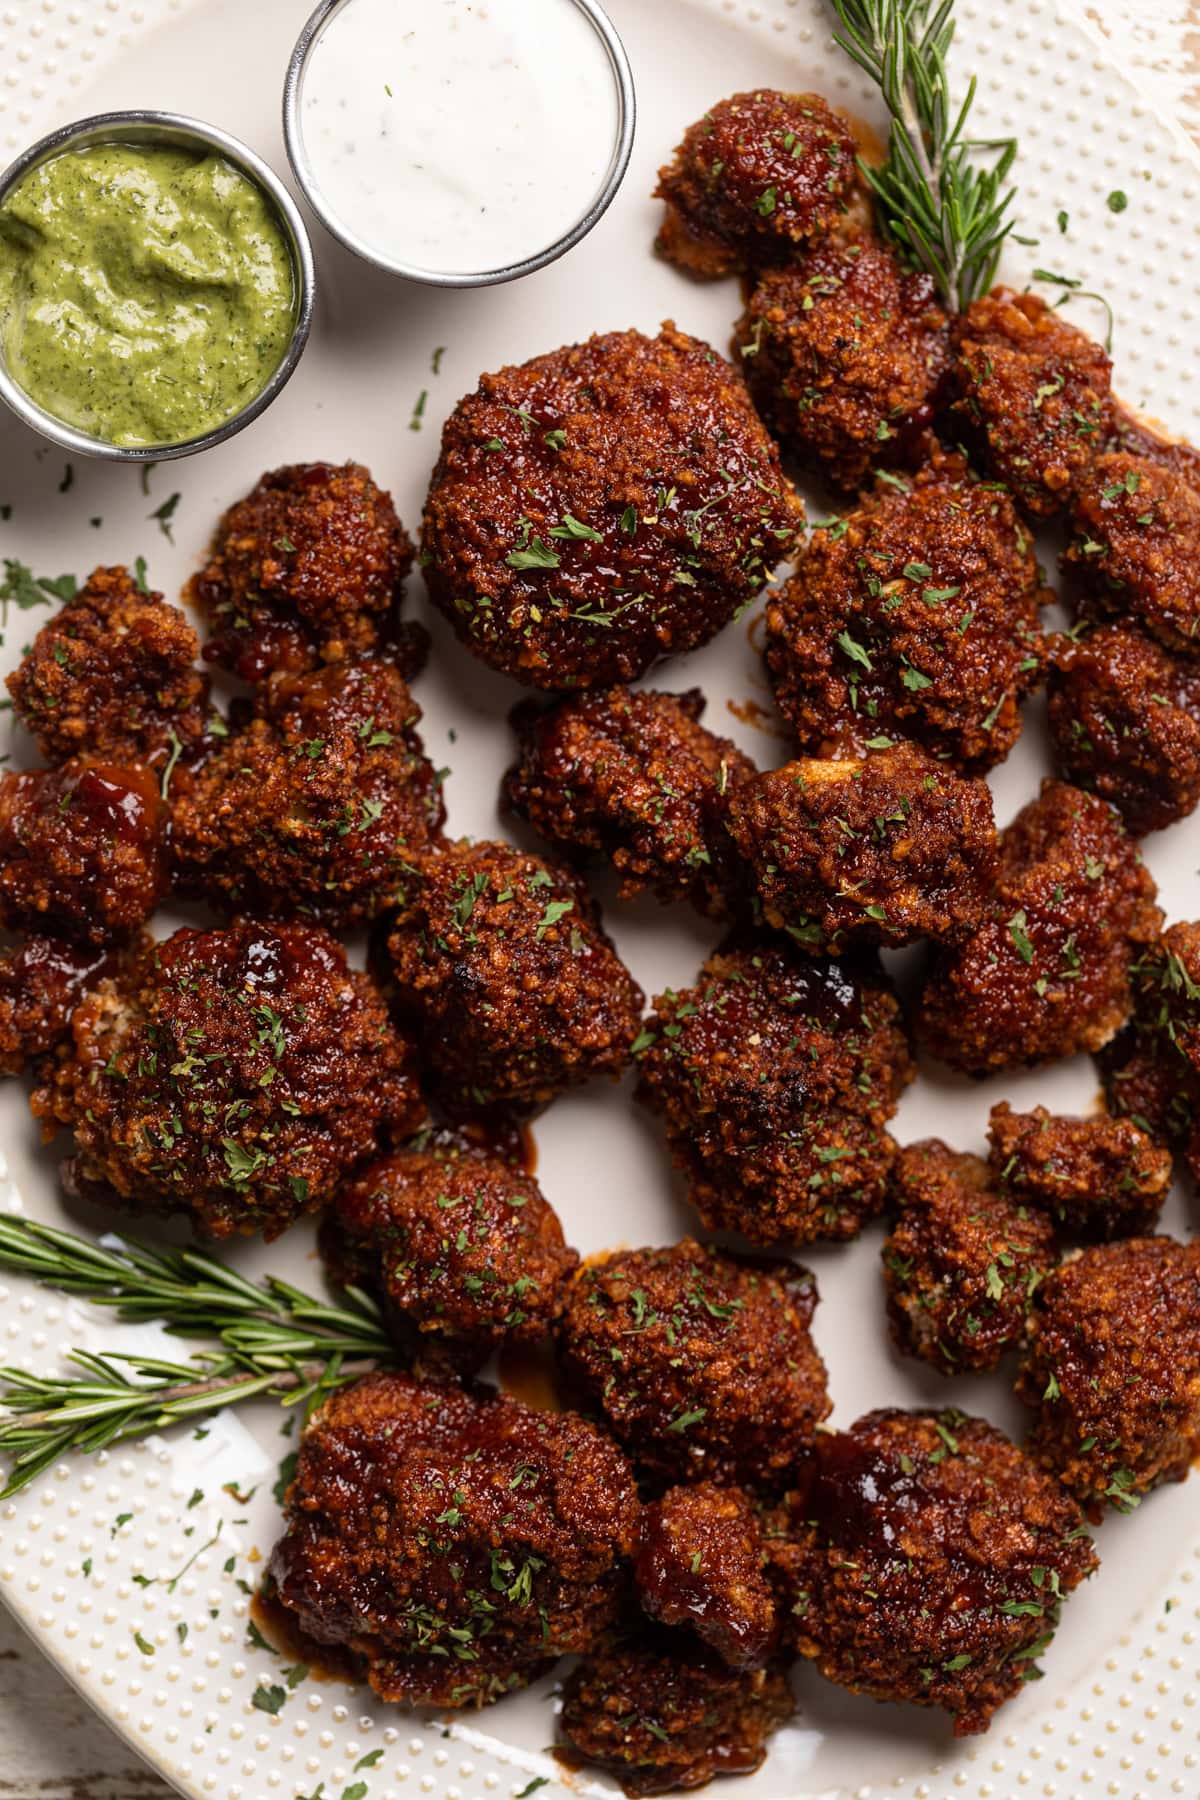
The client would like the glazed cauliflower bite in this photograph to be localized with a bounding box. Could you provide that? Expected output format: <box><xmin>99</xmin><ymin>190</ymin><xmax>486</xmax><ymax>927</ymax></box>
<box><xmin>987</xmin><ymin>1101</ymin><xmax>1171</xmax><ymax>1242</ymax></box>
<box><xmin>0</xmin><ymin>937</ymin><xmax>116</xmax><ymax>1077</ymax></box>
<box><xmin>7</xmin><ymin>565</ymin><xmax>210</xmax><ymax>769</ymax></box>
<box><xmin>654</xmin><ymin>89</ymin><xmax>860</xmax><ymax>278</ymax></box>
<box><xmin>267</xmin><ymin>1371</ymin><xmax>642</xmax><ymax>1708</ymax></box>
<box><xmin>727</xmin><ymin>742</ymin><xmax>997</xmax><ymax>952</ymax></box>
<box><xmin>635</xmin><ymin>940</ymin><xmax>913</xmax><ymax>1245</ymax></box>
<box><xmin>1017</xmin><ymin>1237</ymin><xmax>1200</xmax><ymax>1510</ymax></box>
<box><xmin>765</xmin><ymin>454</ymin><xmax>1049</xmax><ymax>773</ymax></box>
<box><xmin>950</xmin><ymin>287</ymin><xmax>1113</xmax><ymax>518</ymax></box>
<box><xmin>0</xmin><ymin>758</ymin><xmax>164</xmax><ymax>943</ymax></box>
<box><xmin>190</xmin><ymin>462</ymin><xmax>415</xmax><ymax>681</ymax></box>
<box><xmin>421</xmin><ymin>324</ymin><xmax>804</xmax><ymax>689</ymax></box>
<box><xmin>322</xmin><ymin>1135</ymin><xmax>578</xmax><ymax>1372</ymax></box>
<box><xmin>170</xmin><ymin>659</ymin><xmax>444</xmax><ymax>926</ymax></box>
<box><xmin>504</xmin><ymin>686</ymin><xmax>755</xmax><ymax>919</ymax></box>
<box><xmin>776</xmin><ymin>1408</ymin><xmax>1098</xmax><ymax>1735</ymax></box>
<box><xmin>915</xmin><ymin>780</ymin><xmax>1161</xmax><ymax>1075</ymax></box>
<box><xmin>557</xmin><ymin>1238</ymin><xmax>830</xmax><ymax>1490</ymax></box>
<box><xmin>882</xmin><ymin>1140</ymin><xmax>1057</xmax><ymax>1375</ymax></box>
<box><xmin>559</xmin><ymin>1633</ymin><xmax>794</xmax><ymax>1797</ymax></box>
<box><xmin>1063</xmin><ymin>453</ymin><xmax>1200</xmax><ymax>657</ymax></box>
<box><xmin>635</xmin><ymin>1482</ymin><xmax>778</xmax><ymax>1670</ymax></box>
<box><xmin>32</xmin><ymin>920</ymin><xmax>421</xmax><ymax>1240</ymax></box>
<box><xmin>1047</xmin><ymin>624</ymin><xmax>1200</xmax><ymax>835</ymax></box>
<box><xmin>1099</xmin><ymin>920</ymin><xmax>1200</xmax><ymax>1181</ymax></box>
<box><xmin>737</xmin><ymin>237</ymin><xmax>950</xmax><ymax>492</ymax></box>
<box><xmin>380</xmin><ymin>837</ymin><xmax>643</xmax><ymax>1115</ymax></box>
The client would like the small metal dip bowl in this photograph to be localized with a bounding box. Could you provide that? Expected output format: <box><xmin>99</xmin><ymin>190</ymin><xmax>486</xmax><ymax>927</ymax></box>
<box><xmin>283</xmin><ymin>0</ymin><xmax>636</xmax><ymax>288</ymax></box>
<box><xmin>0</xmin><ymin>111</ymin><xmax>316</xmax><ymax>462</ymax></box>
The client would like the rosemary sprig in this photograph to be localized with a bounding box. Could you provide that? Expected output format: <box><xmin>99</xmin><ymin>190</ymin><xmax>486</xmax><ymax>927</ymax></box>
<box><xmin>0</xmin><ymin>1214</ymin><xmax>397</xmax><ymax>1497</ymax></box>
<box><xmin>829</xmin><ymin>0</ymin><xmax>1017</xmax><ymax>311</ymax></box>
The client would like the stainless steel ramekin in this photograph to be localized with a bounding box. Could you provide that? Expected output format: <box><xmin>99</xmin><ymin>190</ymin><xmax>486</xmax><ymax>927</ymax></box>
<box><xmin>283</xmin><ymin>0</ymin><xmax>637</xmax><ymax>288</ymax></box>
<box><xmin>0</xmin><ymin>111</ymin><xmax>316</xmax><ymax>463</ymax></box>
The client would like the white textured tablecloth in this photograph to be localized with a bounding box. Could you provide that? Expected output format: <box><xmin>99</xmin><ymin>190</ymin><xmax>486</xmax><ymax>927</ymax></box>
<box><xmin>0</xmin><ymin>0</ymin><xmax>1196</xmax><ymax>1794</ymax></box>
<box><xmin>1072</xmin><ymin>0</ymin><xmax>1200</xmax><ymax>136</ymax></box>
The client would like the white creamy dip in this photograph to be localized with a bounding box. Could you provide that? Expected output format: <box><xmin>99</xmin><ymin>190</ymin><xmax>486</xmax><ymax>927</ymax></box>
<box><xmin>296</xmin><ymin>0</ymin><xmax>624</xmax><ymax>277</ymax></box>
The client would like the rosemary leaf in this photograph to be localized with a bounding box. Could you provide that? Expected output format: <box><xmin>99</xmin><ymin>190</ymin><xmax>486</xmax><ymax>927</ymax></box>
<box><xmin>828</xmin><ymin>0</ymin><xmax>1018</xmax><ymax>311</ymax></box>
<box><xmin>0</xmin><ymin>1213</ymin><xmax>398</xmax><ymax>1496</ymax></box>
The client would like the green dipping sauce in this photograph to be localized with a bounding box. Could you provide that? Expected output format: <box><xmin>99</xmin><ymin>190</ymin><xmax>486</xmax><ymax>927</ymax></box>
<box><xmin>0</xmin><ymin>140</ymin><xmax>297</xmax><ymax>448</ymax></box>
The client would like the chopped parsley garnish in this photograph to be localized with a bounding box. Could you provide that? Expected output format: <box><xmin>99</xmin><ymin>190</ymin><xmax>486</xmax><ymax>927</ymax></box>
<box><xmin>0</xmin><ymin>559</ymin><xmax>75</xmax><ymax>610</ymax></box>
<box><xmin>535</xmin><ymin>898</ymin><xmax>574</xmax><ymax>940</ymax></box>
<box><xmin>453</xmin><ymin>871</ymin><xmax>489</xmax><ymax>930</ymax></box>
<box><xmin>150</xmin><ymin>491</ymin><xmax>181</xmax><ymax>541</ymax></box>
<box><xmin>667</xmin><ymin>1406</ymin><xmax>707</xmax><ymax>1433</ymax></box>
<box><xmin>550</xmin><ymin>512</ymin><xmax>603</xmax><ymax>542</ymax></box>
<box><xmin>835</xmin><ymin>628</ymin><xmax>873</xmax><ymax>670</ymax></box>
<box><xmin>506</xmin><ymin>537</ymin><xmax>560</xmax><ymax>571</ymax></box>
<box><xmin>1104</xmin><ymin>1467</ymin><xmax>1141</xmax><ymax>1509</ymax></box>
<box><xmin>222</xmin><ymin>1138</ymin><xmax>266</xmax><ymax>1186</ymax></box>
<box><xmin>1007</xmin><ymin>910</ymin><xmax>1035</xmax><ymax>963</ymax></box>
<box><xmin>251</xmin><ymin>1682</ymin><xmax>287</xmax><ymax>1715</ymax></box>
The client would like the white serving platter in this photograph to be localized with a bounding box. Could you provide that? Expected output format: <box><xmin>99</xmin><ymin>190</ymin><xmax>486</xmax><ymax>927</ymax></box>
<box><xmin>2</xmin><ymin>1</ymin><xmax>1200</xmax><ymax>1797</ymax></box>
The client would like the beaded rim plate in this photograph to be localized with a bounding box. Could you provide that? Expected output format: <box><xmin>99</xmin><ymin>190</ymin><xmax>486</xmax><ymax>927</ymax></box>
<box><xmin>2</xmin><ymin>1</ymin><xmax>1200</xmax><ymax>1797</ymax></box>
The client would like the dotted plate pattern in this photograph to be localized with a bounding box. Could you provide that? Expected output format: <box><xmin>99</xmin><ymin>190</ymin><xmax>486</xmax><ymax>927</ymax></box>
<box><xmin>1</xmin><ymin>2</ymin><xmax>1200</xmax><ymax>1799</ymax></box>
